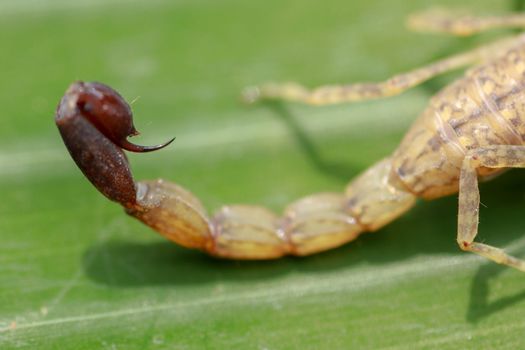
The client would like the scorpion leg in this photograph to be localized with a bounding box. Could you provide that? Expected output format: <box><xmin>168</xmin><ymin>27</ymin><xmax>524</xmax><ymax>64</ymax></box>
<box><xmin>243</xmin><ymin>38</ymin><xmax>515</xmax><ymax>106</ymax></box>
<box><xmin>408</xmin><ymin>8</ymin><xmax>525</xmax><ymax>36</ymax></box>
<box><xmin>458</xmin><ymin>145</ymin><xmax>525</xmax><ymax>272</ymax></box>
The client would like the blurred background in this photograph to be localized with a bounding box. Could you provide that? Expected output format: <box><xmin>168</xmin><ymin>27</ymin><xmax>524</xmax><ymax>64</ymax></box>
<box><xmin>1</xmin><ymin>0</ymin><xmax>525</xmax><ymax>348</ymax></box>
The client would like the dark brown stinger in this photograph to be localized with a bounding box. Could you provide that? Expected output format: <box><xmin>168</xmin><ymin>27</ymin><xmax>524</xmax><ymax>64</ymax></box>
<box><xmin>55</xmin><ymin>81</ymin><xmax>174</xmax><ymax>208</ymax></box>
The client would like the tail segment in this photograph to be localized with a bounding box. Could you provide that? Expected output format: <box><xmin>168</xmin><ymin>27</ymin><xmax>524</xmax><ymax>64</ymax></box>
<box><xmin>345</xmin><ymin>158</ymin><xmax>417</xmax><ymax>231</ymax></box>
<box><xmin>126</xmin><ymin>158</ymin><xmax>416</xmax><ymax>259</ymax></box>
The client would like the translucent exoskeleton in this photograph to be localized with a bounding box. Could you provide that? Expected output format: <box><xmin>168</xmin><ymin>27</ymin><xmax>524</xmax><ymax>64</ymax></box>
<box><xmin>56</xmin><ymin>9</ymin><xmax>525</xmax><ymax>271</ymax></box>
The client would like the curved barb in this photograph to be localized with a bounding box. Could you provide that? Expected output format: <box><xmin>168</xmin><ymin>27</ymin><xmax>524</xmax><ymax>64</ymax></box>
<box><xmin>119</xmin><ymin>136</ymin><xmax>175</xmax><ymax>153</ymax></box>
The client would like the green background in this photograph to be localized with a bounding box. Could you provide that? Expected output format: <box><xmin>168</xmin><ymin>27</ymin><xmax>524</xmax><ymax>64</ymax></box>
<box><xmin>1</xmin><ymin>0</ymin><xmax>525</xmax><ymax>348</ymax></box>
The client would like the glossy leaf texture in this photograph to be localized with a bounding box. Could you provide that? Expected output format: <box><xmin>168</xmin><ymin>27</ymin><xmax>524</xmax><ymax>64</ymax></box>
<box><xmin>1</xmin><ymin>0</ymin><xmax>525</xmax><ymax>349</ymax></box>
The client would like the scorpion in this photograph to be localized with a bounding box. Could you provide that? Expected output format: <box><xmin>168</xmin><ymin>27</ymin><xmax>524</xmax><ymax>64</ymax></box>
<box><xmin>55</xmin><ymin>9</ymin><xmax>525</xmax><ymax>272</ymax></box>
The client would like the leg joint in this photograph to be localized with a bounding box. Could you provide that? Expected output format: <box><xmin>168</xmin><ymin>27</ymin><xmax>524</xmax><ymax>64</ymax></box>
<box><xmin>457</xmin><ymin>239</ymin><xmax>471</xmax><ymax>252</ymax></box>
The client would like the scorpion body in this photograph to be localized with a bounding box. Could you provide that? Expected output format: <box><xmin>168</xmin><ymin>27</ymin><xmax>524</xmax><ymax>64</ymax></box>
<box><xmin>56</xmin><ymin>9</ymin><xmax>525</xmax><ymax>271</ymax></box>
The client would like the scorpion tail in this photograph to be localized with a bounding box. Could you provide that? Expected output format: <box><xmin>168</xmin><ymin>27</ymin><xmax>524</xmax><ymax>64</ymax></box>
<box><xmin>56</xmin><ymin>81</ymin><xmax>417</xmax><ymax>260</ymax></box>
<box><xmin>127</xmin><ymin>158</ymin><xmax>416</xmax><ymax>260</ymax></box>
<box><xmin>127</xmin><ymin>180</ymin><xmax>365</xmax><ymax>259</ymax></box>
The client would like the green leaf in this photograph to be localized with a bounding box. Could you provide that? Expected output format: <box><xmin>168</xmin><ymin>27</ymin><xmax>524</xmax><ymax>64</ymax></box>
<box><xmin>1</xmin><ymin>0</ymin><xmax>525</xmax><ymax>349</ymax></box>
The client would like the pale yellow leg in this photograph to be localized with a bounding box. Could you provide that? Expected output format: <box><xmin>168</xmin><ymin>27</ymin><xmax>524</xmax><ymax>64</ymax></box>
<box><xmin>458</xmin><ymin>145</ymin><xmax>525</xmax><ymax>272</ymax></box>
<box><xmin>408</xmin><ymin>8</ymin><xmax>525</xmax><ymax>36</ymax></box>
<box><xmin>243</xmin><ymin>37</ymin><xmax>516</xmax><ymax>105</ymax></box>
